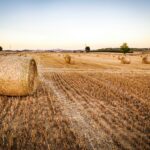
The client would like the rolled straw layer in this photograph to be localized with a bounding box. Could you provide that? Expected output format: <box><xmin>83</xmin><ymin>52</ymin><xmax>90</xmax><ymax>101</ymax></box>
<box><xmin>0</xmin><ymin>56</ymin><xmax>38</xmax><ymax>96</ymax></box>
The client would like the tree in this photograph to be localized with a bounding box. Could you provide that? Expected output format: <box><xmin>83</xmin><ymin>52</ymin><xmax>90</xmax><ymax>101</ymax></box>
<box><xmin>85</xmin><ymin>46</ymin><xmax>90</xmax><ymax>52</ymax></box>
<box><xmin>120</xmin><ymin>43</ymin><xmax>130</xmax><ymax>54</ymax></box>
<box><xmin>0</xmin><ymin>46</ymin><xmax>2</xmax><ymax>51</ymax></box>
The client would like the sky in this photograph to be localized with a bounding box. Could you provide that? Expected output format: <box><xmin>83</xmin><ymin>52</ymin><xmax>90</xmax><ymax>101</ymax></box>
<box><xmin>0</xmin><ymin>0</ymin><xmax>150</xmax><ymax>50</ymax></box>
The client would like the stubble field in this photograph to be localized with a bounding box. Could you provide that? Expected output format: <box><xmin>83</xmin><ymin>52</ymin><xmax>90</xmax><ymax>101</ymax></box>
<box><xmin>0</xmin><ymin>52</ymin><xmax>149</xmax><ymax>150</ymax></box>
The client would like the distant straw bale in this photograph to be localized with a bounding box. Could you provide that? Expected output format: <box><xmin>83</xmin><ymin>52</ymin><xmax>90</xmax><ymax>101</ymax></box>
<box><xmin>118</xmin><ymin>55</ymin><xmax>123</xmax><ymax>60</ymax></box>
<box><xmin>120</xmin><ymin>56</ymin><xmax>131</xmax><ymax>64</ymax></box>
<box><xmin>64</xmin><ymin>54</ymin><xmax>71</xmax><ymax>64</ymax></box>
<box><xmin>0</xmin><ymin>56</ymin><xmax>38</xmax><ymax>96</ymax></box>
<box><xmin>142</xmin><ymin>56</ymin><xmax>150</xmax><ymax>64</ymax></box>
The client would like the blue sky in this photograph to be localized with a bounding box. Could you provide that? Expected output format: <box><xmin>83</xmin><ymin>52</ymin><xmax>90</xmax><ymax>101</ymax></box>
<box><xmin>0</xmin><ymin>0</ymin><xmax>150</xmax><ymax>50</ymax></box>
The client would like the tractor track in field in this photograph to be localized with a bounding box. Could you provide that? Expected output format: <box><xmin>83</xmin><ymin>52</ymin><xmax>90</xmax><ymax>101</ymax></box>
<box><xmin>57</xmin><ymin>72</ymin><xmax>149</xmax><ymax>132</ymax></box>
<box><xmin>50</xmin><ymin>73</ymin><xmax>133</xmax><ymax>150</ymax></box>
<box><xmin>43</xmin><ymin>82</ymin><xmax>86</xmax><ymax>150</ymax></box>
<box><xmin>60</xmin><ymin>73</ymin><xmax>149</xmax><ymax>136</ymax></box>
<box><xmin>61</xmin><ymin>73</ymin><xmax>149</xmax><ymax>148</ymax></box>
<box><xmin>44</xmin><ymin>72</ymin><xmax>150</xmax><ymax>150</ymax></box>
<box><xmin>43</xmin><ymin>78</ymin><xmax>99</xmax><ymax>150</ymax></box>
<box><xmin>43</xmin><ymin>74</ymin><xmax>120</xmax><ymax>150</ymax></box>
<box><xmin>0</xmin><ymin>68</ymin><xmax>149</xmax><ymax>150</ymax></box>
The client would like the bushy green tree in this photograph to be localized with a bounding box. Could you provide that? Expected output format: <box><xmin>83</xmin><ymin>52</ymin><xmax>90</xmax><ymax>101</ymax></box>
<box><xmin>85</xmin><ymin>46</ymin><xmax>90</xmax><ymax>52</ymax></box>
<box><xmin>120</xmin><ymin>43</ymin><xmax>130</xmax><ymax>54</ymax></box>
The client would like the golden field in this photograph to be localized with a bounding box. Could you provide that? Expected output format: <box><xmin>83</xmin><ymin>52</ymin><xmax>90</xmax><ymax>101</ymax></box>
<box><xmin>0</xmin><ymin>52</ymin><xmax>149</xmax><ymax>150</ymax></box>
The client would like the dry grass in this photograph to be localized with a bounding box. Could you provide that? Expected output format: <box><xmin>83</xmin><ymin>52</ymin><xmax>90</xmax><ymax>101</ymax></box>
<box><xmin>0</xmin><ymin>52</ymin><xmax>149</xmax><ymax>149</ymax></box>
<box><xmin>120</xmin><ymin>56</ymin><xmax>131</xmax><ymax>64</ymax></box>
<box><xmin>118</xmin><ymin>55</ymin><xmax>122</xmax><ymax>60</ymax></box>
<box><xmin>142</xmin><ymin>55</ymin><xmax>150</xmax><ymax>64</ymax></box>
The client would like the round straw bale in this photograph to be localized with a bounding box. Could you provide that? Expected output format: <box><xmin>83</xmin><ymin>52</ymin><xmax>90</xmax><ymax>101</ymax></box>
<box><xmin>142</xmin><ymin>56</ymin><xmax>150</xmax><ymax>64</ymax></box>
<box><xmin>118</xmin><ymin>55</ymin><xmax>123</xmax><ymax>60</ymax></box>
<box><xmin>64</xmin><ymin>54</ymin><xmax>71</xmax><ymax>64</ymax></box>
<box><xmin>120</xmin><ymin>56</ymin><xmax>131</xmax><ymax>64</ymax></box>
<box><xmin>0</xmin><ymin>56</ymin><xmax>38</xmax><ymax>96</ymax></box>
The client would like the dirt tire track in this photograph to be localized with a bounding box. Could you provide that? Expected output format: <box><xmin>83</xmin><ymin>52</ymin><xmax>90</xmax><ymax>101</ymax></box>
<box><xmin>43</xmin><ymin>74</ymin><xmax>119</xmax><ymax>150</ymax></box>
<box><xmin>44</xmin><ymin>72</ymin><xmax>150</xmax><ymax>150</ymax></box>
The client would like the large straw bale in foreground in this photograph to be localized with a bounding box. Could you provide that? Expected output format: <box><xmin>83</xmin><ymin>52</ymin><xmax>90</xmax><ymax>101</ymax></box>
<box><xmin>142</xmin><ymin>56</ymin><xmax>150</xmax><ymax>64</ymax></box>
<box><xmin>120</xmin><ymin>56</ymin><xmax>131</xmax><ymax>64</ymax></box>
<box><xmin>0</xmin><ymin>56</ymin><xmax>38</xmax><ymax>96</ymax></box>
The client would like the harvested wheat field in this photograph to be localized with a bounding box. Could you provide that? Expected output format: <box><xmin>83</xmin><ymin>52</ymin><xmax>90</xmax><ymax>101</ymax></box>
<box><xmin>0</xmin><ymin>52</ymin><xmax>150</xmax><ymax>150</ymax></box>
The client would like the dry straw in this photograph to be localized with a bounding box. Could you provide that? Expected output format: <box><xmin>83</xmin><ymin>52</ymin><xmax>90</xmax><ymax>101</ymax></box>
<box><xmin>64</xmin><ymin>54</ymin><xmax>71</xmax><ymax>64</ymax></box>
<box><xmin>0</xmin><ymin>56</ymin><xmax>38</xmax><ymax>96</ymax></box>
<box><xmin>118</xmin><ymin>55</ymin><xmax>122</xmax><ymax>60</ymax></box>
<box><xmin>120</xmin><ymin>56</ymin><xmax>131</xmax><ymax>64</ymax></box>
<box><xmin>142</xmin><ymin>55</ymin><xmax>150</xmax><ymax>64</ymax></box>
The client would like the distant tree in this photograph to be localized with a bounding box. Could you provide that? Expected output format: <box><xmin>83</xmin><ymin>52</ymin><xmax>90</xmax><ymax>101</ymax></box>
<box><xmin>85</xmin><ymin>46</ymin><xmax>90</xmax><ymax>52</ymax></box>
<box><xmin>0</xmin><ymin>46</ymin><xmax>2</xmax><ymax>51</ymax></box>
<box><xmin>120</xmin><ymin>43</ymin><xmax>130</xmax><ymax>54</ymax></box>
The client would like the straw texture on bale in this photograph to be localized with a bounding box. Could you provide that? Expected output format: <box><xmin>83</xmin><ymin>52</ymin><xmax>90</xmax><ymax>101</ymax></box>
<box><xmin>64</xmin><ymin>54</ymin><xmax>71</xmax><ymax>64</ymax></box>
<box><xmin>0</xmin><ymin>56</ymin><xmax>38</xmax><ymax>96</ymax></box>
<box><xmin>120</xmin><ymin>56</ymin><xmax>131</xmax><ymax>64</ymax></box>
<box><xmin>142</xmin><ymin>56</ymin><xmax>150</xmax><ymax>64</ymax></box>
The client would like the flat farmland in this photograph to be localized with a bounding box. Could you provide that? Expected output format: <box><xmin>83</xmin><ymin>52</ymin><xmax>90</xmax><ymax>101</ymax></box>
<box><xmin>0</xmin><ymin>52</ymin><xmax>149</xmax><ymax>150</ymax></box>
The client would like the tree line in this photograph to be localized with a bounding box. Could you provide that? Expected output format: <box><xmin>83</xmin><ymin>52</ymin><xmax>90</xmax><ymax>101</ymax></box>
<box><xmin>0</xmin><ymin>43</ymin><xmax>130</xmax><ymax>54</ymax></box>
